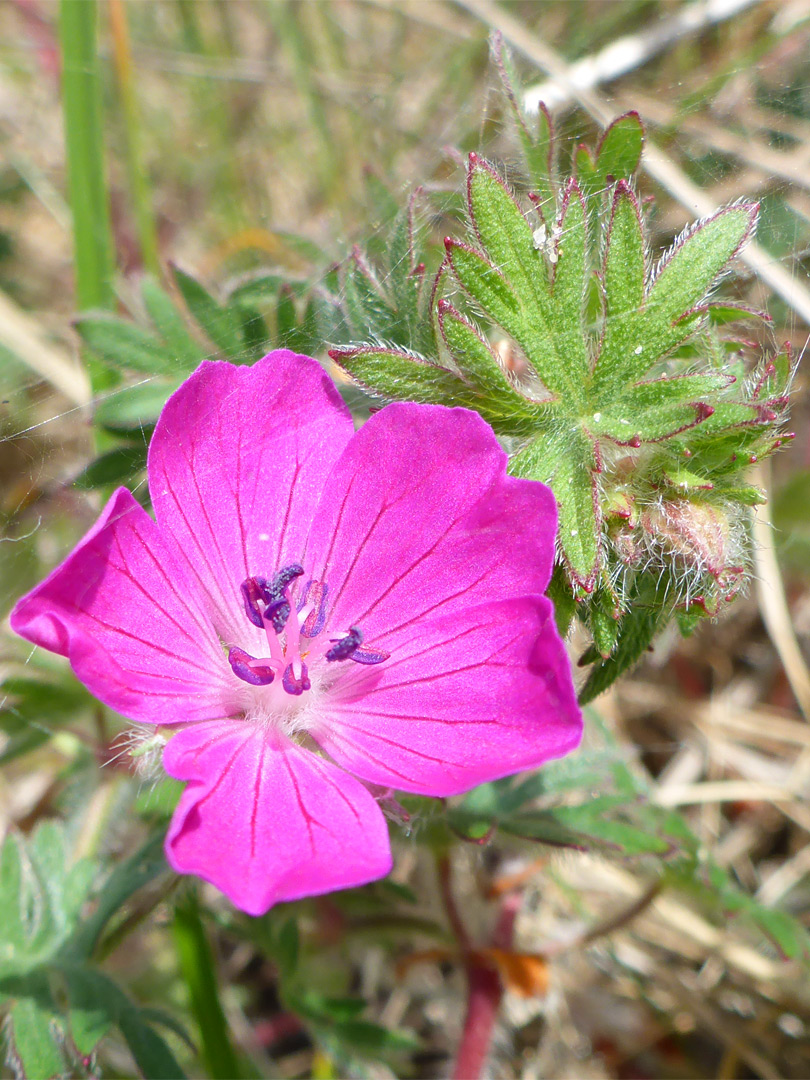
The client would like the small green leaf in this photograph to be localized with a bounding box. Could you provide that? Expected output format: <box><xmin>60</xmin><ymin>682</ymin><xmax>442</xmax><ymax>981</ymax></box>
<box><xmin>660</xmin><ymin>466</ymin><xmax>713</xmax><ymax>491</ymax></box>
<box><xmin>511</xmin><ymin>429</ymin><xmax>600</xmax><ymax>590</ymax></box>
<box><xmin>551</xmin><ymin>182</ymin><xmax>589</xmax><ymax>385</ymax></box>
<box><xmin>491</xmin><ymin>34</ymin><xmax>555</xmax><ymax>207</ymax></box>
<box><xmin>9</xmin><ymin>992</ymin><xmax>65</xmax><ymax>1080</ymax></box>
<box><xmin>141</xmin><ymin>277</ymin><xmax>204</xmax><ymax>369</ymax></box>
<box><xmin>226</xmin><ymin>271</ymin><xmax>289</xmax><ymax>307</ymax></box>
<box><xmin>437</xmin><ymin>302</ymin><xmax>547</xmax><ymax>434</ymax></box>
<box><xmin>593</xmin><ymin>112</ymin><xmax>644</xmax><ymax>182</ymax></box>
<box><xmin>590</xmin><ymin>591</ymin><xmax>621</xmax><ymax>658</ymax></box>
<box><xmin>647</xmin><ymin>204</ymin><xmax>756</xmax><ymax>339</ymax></box>
<box><xmin>600</xmin><ymin>184</ymin><xmax>645</xmax><ymax>376</ymax></box>
<box><xmin>331</xmin><ymin>1018</ymin><xmax>419</xmax><ymax>1055</ymax></box>
<box><xmin>343</xmin><ymin>255</ymin><xmax>399</xmax><ymax>342</ymax></box>
<box><xmin>64</xmin><ymin>968</ymin><xmax>188</xmax><ymax>1078</ymax></box>
<box><xmin>292</xmin><ymin>991</ymin><xmax>367</xmax><ymax>1024</ymax></box>
<box><xmin>93</xmin><ymin>379</ymin><xmax>182</xmax><ymax>432</ymax></box>
<box><xmin>624</xmin><ymin>372</ymin><xmax>734</xmax><ymax>410</ymax></box>
<box><xmin>275</xmin><ymin>917</ymin><xmax>299</xmax><ymax>981</ymax></box>
<box><xmin>75</xmin><ymin>314</ymin><xmax>174</xmax><ymax>375</ymax></box>
<box><xmin>238</xmin><ymin>306</ymin><xmax>270</xmax><ymax>360</ymax></box>
<box><xmin>330</xmin><ymin>347</ymin><xmax>470</xmax><ymax>405</ymax></box>
<box><xmin>591</xmin><ymin>401</ymin><xmax>709</xmax><ymax>443</ymax></box>
<box><xmin>697</xmin><ymin>400</ymin><xmax>776</xmax><ymax>434</ymax></box>
<box><xmin>445</xmin><ymin>241</ymin><xmax>521</xmax><ymax>331</ymax></box>
<box><xmin>66</xmin><ymin>832</ymin><xmax>168</xmax><ymax>962</ymax></box>
<box><xmin>172</xmin><ymin>265</ymin><xmax>244</xmax><ymax>359</ymax></box>
<box><xmin>579</xmin><ymin>576</ymin><xmax>668</xmax><ymax>703</ymax></box>
<box><xmin>74</xmin><ymin>445</ymin><xmax>148</xmax><ymax>490</ymax></box>
<box><xmin>467</xmin><ymin>156</ymin><xmax>543</xmax><ymax>304</ymax></box>
<box><xmin>276</xmin><ymin>284</ymin><xmax>299</xmax><ymax>343</ymax></box>
<box><xmin>64</xmin><ymin>968</ymin><xmax>113</xmax><ymax>1054</ymax></box>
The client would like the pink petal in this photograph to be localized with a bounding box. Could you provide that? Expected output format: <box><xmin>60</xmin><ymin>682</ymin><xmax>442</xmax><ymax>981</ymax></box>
<box><xmin>148</xmin><ymin>352</ymin><xmax>353</xmax><ymax>647</ymax></box>
<box><xmin>163</xmin><ymin>720</ymin><xmax>392</xmax><ymax>914</ymax></box>
<box><xmin>303</xmin><ymin>404</ymin><xmax>557</xmax><ymax>651</ymax></box>
<box><xmin>10</xmin><ymin>488</ymin><xmax>237</xmax><ymax>725</ymax></box>
<box><xmin>313</xmin><ymin>596</ymin><xmax>581</xmax><ymax>797</ymax></box>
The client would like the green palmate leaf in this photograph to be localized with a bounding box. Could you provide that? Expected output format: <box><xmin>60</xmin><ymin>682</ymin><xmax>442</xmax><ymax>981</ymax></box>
<box><xmin>172</xmin><ymin>265</ymin><xmax>244</xmax><ymax>359</ymax></box>
<box><xmin>511</xmin><ymin>429</ymin><xmax>599</xmax><ymax>590</ymax></box>
<box><xmin>74</xmin><ymin>313</ymin><xmax>175</xmax><ymax>376</ymax></box>
<box><xmin>140</xmin><ymin>277</ymin><xmax>204</xmax><ymax>369</ymax></box>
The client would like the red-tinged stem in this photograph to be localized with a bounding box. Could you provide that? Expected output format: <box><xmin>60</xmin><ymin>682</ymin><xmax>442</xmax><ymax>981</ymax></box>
<box><xmin>453</xmin><ymin>962</ymin><xmax>502</xmax><ymax>1080</ymax></box>
<box><xmin>437</xmin><ymin>854</ymin><xmax>522</xmax><ymax>1080</ymax></box>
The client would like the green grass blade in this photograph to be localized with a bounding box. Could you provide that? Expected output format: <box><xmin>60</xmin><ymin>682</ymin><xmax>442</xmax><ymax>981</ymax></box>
<box><xmin>60</xmin><ymin>0</ymin><xmax>115</xmax><ymax>313</ymax></box>
<box><xmin>173</xmin><ymin>891</ymin><xmax>241</xmax><ymax>1079</ymax></box>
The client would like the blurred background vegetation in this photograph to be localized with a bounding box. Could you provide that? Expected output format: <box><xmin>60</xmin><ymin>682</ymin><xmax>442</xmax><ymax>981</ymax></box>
<box><xmin>2</xmin><ymin>1</ymin><xmax>810</xmax><ymax>1077</ymax></box>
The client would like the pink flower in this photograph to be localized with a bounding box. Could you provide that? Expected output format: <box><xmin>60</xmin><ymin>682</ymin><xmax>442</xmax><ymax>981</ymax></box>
<box><xmin>11</xmin><ymin>352</ymin><xmax>581</xmax><ymax>915</ymax></box>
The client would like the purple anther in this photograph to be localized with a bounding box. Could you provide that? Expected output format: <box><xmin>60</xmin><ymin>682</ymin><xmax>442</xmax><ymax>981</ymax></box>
<box><xmin>228</xmin><ymin>646</ymin><xmax>275</xmax><ymax>686</ymax></box>
<box><xmin>325</xmin><ymin>626</ymin><xmax>363</xmax><ymax>662</ymax></box>
<box><xmin>264</xmin><ymin>597</ymin><xmax>291</xmax><ymax>635</ymax></box>
<box><xmin>268</xmin><ymin>563</ymin><xmax>304</xmax><ymax>599</ymax></box>
<box><xmin>282</xmin><ymin>661</ymin><xmax>311</xmax><ymax>696</ymax></box>
<box><xmin>241</xmin><ymin>576</ymin><xmax>270</xmax><ymax>628</ymax></box>
<box><xmin>350</xmin><ymin>645</ymin><xmax>390</xmax><ymax>666</ymax></box>
<box><xmin>299</xmin><ymin>579</ymin><xmax>328</xmax><ymax>638</ymax></box>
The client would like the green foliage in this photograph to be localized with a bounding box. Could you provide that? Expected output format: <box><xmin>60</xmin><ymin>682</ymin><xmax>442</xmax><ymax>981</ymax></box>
<box><xmin>0</xmin><ymin>676</ymin><xmax>93</xmax><ymax>765</ymax></box>
<box><xmin>449</xmin><ymin>713</ymin><xmax>810</xmax><ymax>965</ymax></box>
<box><xmin>0</xmin><ymin>822</ymin><xmax>185</xmax><ymax>1079</ymax></box>
<box><xmin>330</xmin><ymin>42</ymin><xmax>790</xmax><ymax>692</ymax></box>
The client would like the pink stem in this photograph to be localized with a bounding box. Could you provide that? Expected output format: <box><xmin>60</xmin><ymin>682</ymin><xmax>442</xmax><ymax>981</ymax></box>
<box><xmin>452</xmin><ymin>963</ymin><xmax>502</xmax><ymax>1080</ymax></box>
<box><xmin>437</xmin><ymin>855</ymin><xmax>522</xmax><ymax>1080</ymax></box>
